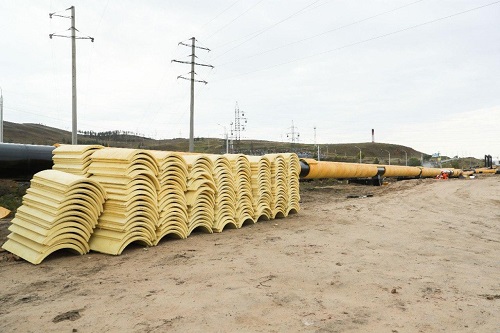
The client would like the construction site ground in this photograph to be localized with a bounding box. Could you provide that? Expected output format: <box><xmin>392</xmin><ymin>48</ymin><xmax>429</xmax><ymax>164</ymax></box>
<box><xmin>1</xmin><ymin>176</ymin><xmax>499</xmax><ymax>332</ymax></box>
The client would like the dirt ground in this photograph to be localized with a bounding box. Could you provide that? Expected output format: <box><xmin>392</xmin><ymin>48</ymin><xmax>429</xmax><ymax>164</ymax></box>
<box><xmin>1</xmin><ymin>176</ymin><xmax>499</xmax><ymax>333</ymax></box>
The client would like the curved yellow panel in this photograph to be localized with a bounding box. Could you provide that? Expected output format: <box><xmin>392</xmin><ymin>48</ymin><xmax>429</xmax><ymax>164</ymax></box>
<box><xmin>0</xmin><ymin>206</ymin><xmax>11</xmax><ymax>219</ymax></box>
<box><xmin>1</xmin><ymin>169</ymin><xmax>107</xmax><ymax>264</ymax></box>
<box><xmin>52</xmin><ymin>144</ymin><xmax>104</xmax><ymax>176</ymax></box>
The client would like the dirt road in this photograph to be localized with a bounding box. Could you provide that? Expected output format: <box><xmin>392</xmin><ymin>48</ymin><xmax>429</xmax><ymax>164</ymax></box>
<box><xmin>1</xmin><ymin>176</ymin><xmax>499</xmax><ymax>332</ymax></box>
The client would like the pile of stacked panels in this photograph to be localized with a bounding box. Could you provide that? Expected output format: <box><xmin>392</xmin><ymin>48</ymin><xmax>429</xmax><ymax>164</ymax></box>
<box><xmin>182</xmin><ymin>155</ymin><xmax>216</xmax><ymax>235</ymax></box>
<box><xmin>284</xmin><ymin>153</ymin><xmax>301</xmax><ymax>214</ymax></box>
<box><xmin>248</xmin><ymin>155</ymin><xmax>273</xmax><ymax>221</ymax></box>
<box><xmin>52</xmin><ymin>144</ymin><xmax>104</xmax><ymax>176</ymax></box>
<box><xmin>151</xmin><ymin>151</ymin><xmax>189</xmax><ymax>243</ymax></box>
<box><xmin>2</xmin><ymin>147</ymin><xmax>301</xmax><ymax>264</ymax></box>
<box><xmin>266</xmin><ymin>154</ymin><xmax>289</xmax><ymax>218</ymax></box>
<box><xmin>87</xmin><ymin>148</ymin><xmax>160</xmax><ymax>255</ymax></box>
<box><xmin>226</xmin><ymin>154</ymin><xmax>255</xmax><ymax>227</ymax></box>
<box><xmin>207</xmin><ymin>154</ymin><xmax>237</xmax><ymax>232</ymax></box>
<box><xmin>2</xmin><ymin>170</ymin><xmax>106</xmax><ymax>264</ymax></box>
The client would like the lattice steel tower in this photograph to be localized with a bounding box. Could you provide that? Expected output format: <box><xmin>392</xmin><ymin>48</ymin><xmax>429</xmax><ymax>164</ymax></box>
<box><xmin>287</xmin><ymin>120</ymin><xmax>300</xmax><ymax>144</ymax></box>
<box><xmin>230</xmin><ymin>102</ymin><xmax>247</xmax><ymax>148</ymax></box>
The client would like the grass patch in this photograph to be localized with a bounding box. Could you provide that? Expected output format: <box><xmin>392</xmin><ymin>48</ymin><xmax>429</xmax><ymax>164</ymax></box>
<box><xmin>0</xmin><ymin>181</ymin><xmax>29</xmax><ymax>216</ymax></box>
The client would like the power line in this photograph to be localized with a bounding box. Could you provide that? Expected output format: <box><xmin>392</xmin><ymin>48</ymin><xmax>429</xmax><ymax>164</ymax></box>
<box><xmin>214</xmin><ymin>0</ymin><xmax>332</xmax><ymax>50</ymax></box>
<box><xmin>199</xmin><ymin>0</ymin><xmax>243</xmax><ymax>32</ymax></box>
<box><xmin>204</xmin><ymin>0</ymin><xmax>265</xmax><ymax>40</ymax></box>
<box><xmin>216</xmin><ymin>0</ymin><xmax>500</xmax><ymax>81</ymax></box>
<box><xmin>212</xmin><ymin>0</ymin><xmax>325</xmax><ymax>60</ymax></box>
<box><xmin>172</xmin><ymin>37</ymin><xmax>214</xmax><ymax>152</ymax></box>
<box><xmin>217</xmin><ymin>0</ymin><xmax>426</xmax><ymax>66</ymax></box>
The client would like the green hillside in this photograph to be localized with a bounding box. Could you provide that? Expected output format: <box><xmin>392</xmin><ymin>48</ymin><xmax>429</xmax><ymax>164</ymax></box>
<box><xmin>2</xmin><ymin>121</ymin><xmax>482</xmax><ymax>168</ymax></box>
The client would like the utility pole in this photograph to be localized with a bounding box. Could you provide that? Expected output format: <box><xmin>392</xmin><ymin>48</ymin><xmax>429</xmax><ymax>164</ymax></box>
<box><xmin>355</xmin><ymin>145</ymin><xmax>362</xmax><ymax>164</ymax></box>
<box><xmin>403</xmin><ymin>150</ymin><xmax>408</xmax><ymax>166</ymax></box>
<box><xmin>172</xmin><ymin>37</ymin><xmax>213</xmax><ymax>152</ymax></box>
<box><xmin>383</xmin><ymin>149</ymin><xmax>391</xmax><ymax>165</ymax></box>
<box><xmin>230</xmin><ymin>102</ymin><xmax>247</xmax><ymax>152</ymax></box>
<box><xmin>0</xmin><ymin>87</ymin><xmax>3</xmax><ymax>143</ymax></box>
<box><xmin>50</xmin><ymin>6</ymin><xmax>94</xmax><ymax>145</ymax></box>
<box><xmin>217</xmin><ymin>123</ymin><xmax>229</xmax><ymax>154</ymax></box>
<box><xmin>314</xmin><ymin>126</ymin><xmax>317</xmax><ymax>146</ymax></box>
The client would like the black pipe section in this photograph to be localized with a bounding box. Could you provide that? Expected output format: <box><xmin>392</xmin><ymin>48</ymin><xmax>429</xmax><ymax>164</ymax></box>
<box><xmin>347</xmin><ymin>167</ymin><xmax>386</xmax><ymax>186</ymax></box>
<box><xmin>0</xmin><ymin>143</ymin><xmax>55</xmax><ymax>180</ymax></box>
<box><xmin>372</xmin><ymin>167</ymin><xmax>386</xmax><ymax>186</ymax></box>
<box><xmin>485</xmin><ymin>155</ymin><xmax>493</xmax><ymax>168</ymax></box>
<box><xmin>299</xmin><ymin>160</ymin><xmax>310</xmax><ymax>178</ymax></box>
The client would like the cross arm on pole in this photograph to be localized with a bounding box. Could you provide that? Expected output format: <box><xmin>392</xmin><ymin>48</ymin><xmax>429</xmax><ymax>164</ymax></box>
<box><xmin>172</xmin><ymin>60</ymin><xmax>214</xmax><ymax>68</ymax></box>
<box><xmin>177</xmin><ymin>76</ymin><xmax>208</xmax><ymax>84</ymax></box>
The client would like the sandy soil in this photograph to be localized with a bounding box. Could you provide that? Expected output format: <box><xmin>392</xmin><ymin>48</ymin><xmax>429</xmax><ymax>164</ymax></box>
<box><xmin>1</xmin><ymin>176</ymin><xmax>499</xmax><ymax>333</ymax></box>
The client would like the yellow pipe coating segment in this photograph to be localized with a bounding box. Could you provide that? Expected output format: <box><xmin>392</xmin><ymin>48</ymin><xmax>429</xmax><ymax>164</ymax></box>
<box><xmin>301</xmin><ymin>159</ymin><xmax>379</xmax><ymax>179</ymax></box>
<box><xmin>448</xmin><ymin>168</ymin><xmax>463</xmax><ymax>177</ymax></box>
<box><xmin>419</xmin><ymin>167</ymin><xmax>442</xmax><ymax>178</ymax></box>
<box><xmin>380</xmin><ymin>165</ymin><xmax>421</xmax><ymax>177</ymax></box>
<box><xmin>474</xmin><ymin>168</ymin><xmax>497</xmax><ymax>174</ymax></box>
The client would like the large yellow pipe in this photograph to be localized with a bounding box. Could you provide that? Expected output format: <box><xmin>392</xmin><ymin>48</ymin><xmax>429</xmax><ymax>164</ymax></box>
<box><xmin>473</xmin><ymin>167</ymin><xmax>497</xmax><ymax>174</ymax></box>
<box><xmin>301</xmin><ymin>159</ymin><xmax>466</xmax><ymax>179</ymax></box>
<box><xmin>419</xmin><ymin>167</ymin><xmax>442</xmax><ymax>178</ymax></box>
<box><xmin>446</xmin><ymin>168</ymin><xmax>464</xmax><ymax>177</ymax></box>
<box><xmin>381</xmin><ymin>165</ymin><xmax>421</xmax><ymax>178</ymax></box>
<box><xmin>301</xmin><ymin>159</ymin><xmax>379</xmax><ymax>179</ymax></box>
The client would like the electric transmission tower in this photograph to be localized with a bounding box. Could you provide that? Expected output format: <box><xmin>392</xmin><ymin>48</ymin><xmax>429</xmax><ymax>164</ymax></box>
<box><xmin>49</xmin><ymin>6</ymin><xmax>94</xmax><ymax>145</ymax></box>
<box><xmin>230</xmin><ymin>102</ymin><xmax>247</xmax><ymax>152</ymax></box>
<box><xmin>287</xmin><ymin>120</ymin><xmax>300</xmax><ymax>144</ymax></box>
<box><xmin>172</xmin><ymin>37</ymin><xmax>213</xmax><ymax>152</ymax></box>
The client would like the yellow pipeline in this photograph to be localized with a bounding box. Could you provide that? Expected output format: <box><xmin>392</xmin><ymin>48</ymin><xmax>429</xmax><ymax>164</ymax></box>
<box><xmin>447</xmin><ymin>168</ymin><xmax>464</xmax><ymax>177</ymax></box>
<box><xmin>380</xmin><ymin>165</ymin><xmax>421</xmax><ymax>178</ymax></box>
<box><xmin>301</xmin><ymin>159</ymin><xmax>379</xmax><ymax>179</ymax></box>
<box><xmin>419</xmin><ymin>167</ymin><xmax>442</xmax><ymax>178</ymax></box>
<box><xmin>301</xmin><ymin>159</ymin><xmax>466</xmax><ymax>179</ymax></box>
<box><xmin>474</xmin><ymin>167</ymin><xmax>497</xmax><ymax>174</ymax></box>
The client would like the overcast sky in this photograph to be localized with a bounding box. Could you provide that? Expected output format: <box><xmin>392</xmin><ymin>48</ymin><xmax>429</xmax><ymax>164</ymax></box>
<box><xmin>1</xmin><ymin>0</ymin><xmax>499</xmax><ymax>158</ymax></box>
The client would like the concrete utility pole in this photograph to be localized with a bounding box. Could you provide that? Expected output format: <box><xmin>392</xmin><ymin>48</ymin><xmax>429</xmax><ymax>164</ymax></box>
<box><xmin>218</xmin><ymin>123</ymin><xmax>229</xmax><ymax>154</ymax></box>
<box><xmin>403</xmin><ymin>150</ymin><xmax>408</xmax><ymax>166</ymax></box>
<box><xmin>50</xmin><ymin>6</ymin><xmax>94</xmax><ymax>145</ymax></box>
<box><xmin>172</xmin><ymin>37</ymin><xmax>213</xmax><ymax>152</ymax></box>
<box><xmin>383</xmin><ymin>149</ymin><xmax>391</xmax><ymax>165</ymax></box>
<box><xmin>0</xmin><ymin>87</ymin><xmax>3</xmax><ymax>143</ymax></box>
<box><xmin>71</xmin><ymin>6</ymin><xmax>76</xmax><ymax>145</ymax></box>
<box><xmin>314</xmin><ymin>126</ymin><xmax>317</xmax><ymax>146</ymax></box>
<box><xmin>355</xmin><ymin>145</ymin><xmax>362</xmax><ymax>163</ymax></box>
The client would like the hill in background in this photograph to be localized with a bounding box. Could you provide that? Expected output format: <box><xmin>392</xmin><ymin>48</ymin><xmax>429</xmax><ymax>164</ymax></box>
<box><xmin>2</xmin><ymin>121</ymin><xmax>482</xmax><ymax>169</ymax></box>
